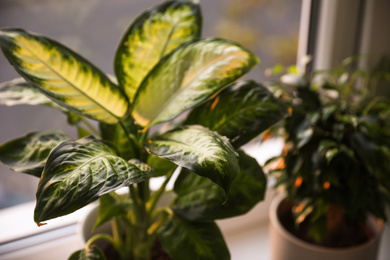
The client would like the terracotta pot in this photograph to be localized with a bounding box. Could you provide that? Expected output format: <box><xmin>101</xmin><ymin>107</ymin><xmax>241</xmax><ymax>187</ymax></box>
<box><xmin>269</xmin><ymin>193</ymin><xmax>384</xmax><ymax>260</ymax></box>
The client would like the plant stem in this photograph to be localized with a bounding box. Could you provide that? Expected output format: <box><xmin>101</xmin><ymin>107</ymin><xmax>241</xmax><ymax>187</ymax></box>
<box><xmin>118</xmin><ymin>117</ymin><xmax>140</xmax><ymax>157</ymax></box>
<box><xmin>147</xmin><ymin>167</ymin><xmax>176</xmax><ymax>213</ymax></box>
<box><xmin>148</xmin><ymin>207</ymin><xmax>171</xmax><ymax>236</ymax></box>
<box><xmin>86</xmin><ymin>233</ymin><xmax>130</xmax><ymax>259</ymax></box>
<box><xmin>139</xmin><ymin>128</ymin><xmax>149</xmax><ymax>144</ymax></box>
<box><xmin>128</xmin><ymin>184</ymin><xmax>153</xmax><ymax>260</ymax></box>
<box><xmin>86</xmin><ymin>233</ymin><xmax>116</xmax><ymax>248</ymax></box>
<box><xmin>111</xmin><ymin>219</ymin><xmax>123</xmax><ymax>247</ymax></box>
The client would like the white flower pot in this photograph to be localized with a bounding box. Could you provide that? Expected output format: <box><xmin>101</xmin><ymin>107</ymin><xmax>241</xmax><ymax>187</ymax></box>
<box><xmin>78</xmin><ymin>191</ymin><xmax>175</xmax><ymax>247</ymax></box>
<box><xmin>269</xmin><ymin>193</ymin><xmax>384</xmax><ymax>260</ymax></box>
<box><xmin>79</xmin><ymin>205</ymin><xmax>110</xmax><ymax>246</ymax></box>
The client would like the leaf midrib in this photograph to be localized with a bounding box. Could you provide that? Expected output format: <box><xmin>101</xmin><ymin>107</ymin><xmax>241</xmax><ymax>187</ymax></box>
<box><xmin>159</xmin><ymin>21</ymin><xmax>178</xmax><ymax>59</ymax></box>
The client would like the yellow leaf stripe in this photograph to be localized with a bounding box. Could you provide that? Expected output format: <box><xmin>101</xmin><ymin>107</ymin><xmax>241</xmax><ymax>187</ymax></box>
<box><xmin>115</xmin><ymin>2</ymin><xmax>200</xmax><ymax>102</ymax></box>
<box><xmin>132</xmin><ymin>39</ymin><xmax>258</xmax><ymax>127</ymax></box>
<box><xmin>2</xmin><ymin>30</ymin><xmax>128</xmax><ymax>124</ymax></box>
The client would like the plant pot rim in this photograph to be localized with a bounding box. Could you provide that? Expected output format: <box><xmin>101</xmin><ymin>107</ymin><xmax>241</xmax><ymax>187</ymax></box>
<box><xmin>269</xmin><ymin>192</ymin><xmax>384</xmax><ymax>254</ymax></box>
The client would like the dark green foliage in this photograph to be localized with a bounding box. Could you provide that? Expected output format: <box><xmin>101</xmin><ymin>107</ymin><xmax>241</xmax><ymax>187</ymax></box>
<box><xmin>267</xmin><ymin>58</ymin><xmax>390</xmax><ymax>243</ymax></box>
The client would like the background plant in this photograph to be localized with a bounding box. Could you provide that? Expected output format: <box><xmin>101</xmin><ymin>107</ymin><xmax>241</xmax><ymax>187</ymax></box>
<box><xmin>0</xmin><ymin>1</ymin><xmax>286</xmax><ymax>259</ymax></box>
<box><xmin>266</xmin><ymin>56</ymin><xmax>390</xmax><ymax>245</ymax></box>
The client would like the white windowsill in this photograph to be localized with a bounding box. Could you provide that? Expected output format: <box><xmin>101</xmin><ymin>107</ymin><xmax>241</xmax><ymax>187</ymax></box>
<box><xmin>1</xmin><ymin>136</ymin><xmax>389</xmax><ymax>260</ymax></box>
<box><xmin>0</xmin><ymin>189</ymin><xmax>276</xmax><ymax>260</ymax></box>
<box><xmin>0</xmin><ymin>139</ymin><xmax>282</xmax><ymax>260</ymax></box>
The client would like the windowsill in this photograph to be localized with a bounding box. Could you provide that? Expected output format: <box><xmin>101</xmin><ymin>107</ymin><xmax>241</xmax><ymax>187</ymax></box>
<box><xmin>0</xmin><ymin>189</ymin><xmax>276</xmax><ymax>260</ymax></box>
<box><xmin>0</xmin><ymin>139</ymin><xmax>282</xmax><ymax>259</ymax></box>
<box><xmin>1</xmin><ymin>186</ymin><xmax>390</xmax><ymax>260</ymax></box>
<box><xmin>2</xmin><ymin>137</ymin><xmax>388</xmax><ymax>260</ymax></box>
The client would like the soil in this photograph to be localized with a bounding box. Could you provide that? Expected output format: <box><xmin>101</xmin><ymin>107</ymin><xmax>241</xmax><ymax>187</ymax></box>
<box><xmin>277</xmin><ymin>200</ymin><xmax>373</xmax><ymax>248</ymax></box>
<box><xmin>103</xmin><ymin>238</ymin><xmax>172</xmax><ymax>260</ymax></box>
<box><xmin>150</xmin><ymin>238</ymin><xmax>172</xmax><ymax>260</ymax></box>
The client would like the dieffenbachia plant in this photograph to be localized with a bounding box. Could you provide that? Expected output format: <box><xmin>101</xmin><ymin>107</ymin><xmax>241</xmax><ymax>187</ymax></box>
<box><xmin>0</xmin><ymin>1</ymin><xmax>286</xmax><ymax>260</ymax></box>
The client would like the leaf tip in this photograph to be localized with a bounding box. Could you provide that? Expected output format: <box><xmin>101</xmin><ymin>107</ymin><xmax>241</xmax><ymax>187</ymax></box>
<box><xmin>37</xmin><ymin>222</ymin><xmax>47</xmax><ymax>227</ymax></box>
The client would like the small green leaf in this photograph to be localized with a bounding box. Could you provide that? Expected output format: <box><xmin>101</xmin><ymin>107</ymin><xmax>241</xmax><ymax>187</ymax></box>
<box><xmin>185</xmin><ymin>80</ymin><xmax>287</xmax><ymax>148</ymax></box>
<box><xmin>0</xmin><ymin>130</ymin><xmax>70</xmax><ymax>177</ymax></box>
<box><xmin>0</xmin><ymin>78</ymin><xmax>60</xmax><ymax>108</ymax></box>
<box><xmin>0</xmin><ymin>28</ymin><xmax>129</xmax><ymax>124</ymax></box>
<box><xmin>77</xmin><ymin>126</ymin><xmax>92</xmax><ymax>139</ymax></box>
<box><xmin>94</xmin><ymin>193</ymin><xmax>132</xmax><ymax>230</ymax></box>
<box><xmin>269</xmin><ymin>64</ymin><xmax>284</xmax><ymax>75</ymax></box>
<box><xmin>147</xmin><ymin>154</ymin><xmax>177</xmax><ymax>178</ymax></box>
<box><xmin>132</xmin><ymin>38</ymin><xmax>259</xmax><ymax>127</ymax></box>
<box><xmin>34</xmin><ymin>136</ymin><xmax>152</xmax><ymax>224</ymax></box>
<box><xmin>115</xmin><ymin>0</ymin><xmax>201</xmax><ymax>101</ymax></box>
<box><xmin>325</xmin><ymin>148</ymin><xmax>339</xmax><ymax>164</ymax></box>
<box><xmin>146</xmin><ymin>126</ymin><xmax>239</xmax><ymax>197</ymax></box>
<box><xmin>68</xmin><ymin>246</ymin><xmax>106</xmax><ymax>260</ymax></box>
<box><xmin>307</xmin><ymin>214</ymin><xmax>328</xmax><ymax>243</ymax></box>
<box><xmin>173</xmin><ymin>150</ymin><xmax>266</xmax><ymax>221</ymax></box>
<box><xmin>297</xmin><ymin>127</ymin><xmax>314</xmax><ymax>148</ymax></box>
<box><xmin>158</xmin><ymin>214</ymin><xmax>230</xmax><ymax>260</ymax></box>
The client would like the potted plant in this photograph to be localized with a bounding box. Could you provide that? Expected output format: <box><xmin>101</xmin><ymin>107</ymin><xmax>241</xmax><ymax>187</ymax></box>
<box><xmin>0</xmin><ymin>1</ymin><xmax>286</xmax><ymax>259</ymax></box>
<box><xmin>265</xmin><ymin>56</ymin><xmax>390</xmax><ymax>260</ymax></box>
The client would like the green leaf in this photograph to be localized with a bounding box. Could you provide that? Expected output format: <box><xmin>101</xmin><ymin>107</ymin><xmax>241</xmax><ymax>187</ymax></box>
<box><xmin>147</xmin><ymin>154</ymin><xmax>177</xmax><ymax>178</ymax></box>
<box><xmin>115</xmin><ymin>0</ymin><xmax>201</xmax><ymax>101</ymax></box>
<box><xmin>185</xmin><ymin>80</ymin><xmax>287</xmax><ymax>148</ymax></box>
<box><xmin>0</xmin><ymin>78</ymin><xmax>61</xmax><ymax>108</ymax></box>
<box><xmin>173</xmin><ymin>150</ymin><xmax>266</xmax><ymax>221</ymax></box>
<box><xmin>94</xmin><ymin>193</ymin><xmax>132</xmax><ymax>230</ymax></box>
<box><xmin>325</xmin><ymin>148</ymin><xmax>339</xmax><ymax>164</ymax></box>
<box><xmin>77</xmin><ymin>126</ymin><xmax>92</xmax><ymax>139</ymax></box>
<box><xmin>68</xmin><ymin>246</ymin><xmax>106</xmax><ymax>260</ymax></box>
<box><xmin>158</xmin><ymin>214</ymin><xmax>230</xmax><ymax>260</ymax></box>
<box><xmin>0</xmin><ymin>130</ymin><xmax>70</xmax><ymax>177</ymax></box>
<box><xmin>132</xmin><ymin>38</ymin><xmax>259</xmax><ymax>127</ymax></box>
<box><xmin>146</xmin><ymin>126</ymin><xmax>239</xmax><ymax>197</ymax></box>
<box><xmin>99</xmin><ymin>116</ymin><xmax>139</xmax><ymax>160</ymax></box>
<box><xmin>34</xmin><ymin>136</ymin><xmax>152</xmax><ymax>224</ymax></box>
<box><xmin>297</xmin><ymin>127</ymin><xmax>314</xmax><ymax>148</ymax></box>
<box><xmin>0</xmin><ymin>28</ymin><xmax>129</xmax><ymax>124</ymax></box>
<box><xmin>0</xmin><ymin>77</ymin><xmax>89</xmax><ymax>130</ymax></box>
<box><xmin>351</xmin><ymin>132</ymin><xmax>390</xmax><ymax>178</ymax></box>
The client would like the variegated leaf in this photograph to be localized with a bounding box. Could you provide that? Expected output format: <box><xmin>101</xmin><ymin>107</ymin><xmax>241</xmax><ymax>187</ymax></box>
<box><xmin>34</xmin><ymin>136</ymin><xmax>152</xmax><ymax>224</ymax></box>
<box><xmin>158</xmin><ymin>214</ymin><xmax>230</xmax><ymax>260</ymax></box>
<box><xmin>185</xmin><ymin>80</ymin><xmax>287</xmax><ymax>148</ymax></box>
<box><xmin>115</xmin><ymin>0</ymin><xmax>201</xmax><ymax>101</ymax></box>
<box><xmin>0</xmin><ymin>130</ymin><xmax>70</xmax><ymax>177</ymax></box>
<box><xmin>132</xmin><ymin>38</ymin><xmax>259</xmax><ymax>127</ymax></box>
<box><xmin>146</xmin><ymin>126</ymin><xmax>239</xmax><ymax>197</ymax></box>
<box><xmin>172</xmin><ymin>150</ymin><xmax>266</xmax><ymax>221</ymax></box>
<box><xmin>0</xmin><ymin>28</ymin><xmax>129</xmax><ymax>124</ymax></box>
<box><xmin>0</xmin><ymin>78</ymin><xmax>60</xmax><ymax>107</ymax></box>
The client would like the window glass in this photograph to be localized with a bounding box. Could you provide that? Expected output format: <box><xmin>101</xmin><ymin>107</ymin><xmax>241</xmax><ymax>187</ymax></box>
<box><xmin>0</xmin><ymin>0</ymin><xmax>301</xmax><ymax>209</ymax></box>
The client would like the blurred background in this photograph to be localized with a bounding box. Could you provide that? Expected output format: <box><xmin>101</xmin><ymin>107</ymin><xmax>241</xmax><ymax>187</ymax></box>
<box><xmin>0</xmin><ymin>0</ymin><xmax>302</xmax><ymax>209</ymax></box>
